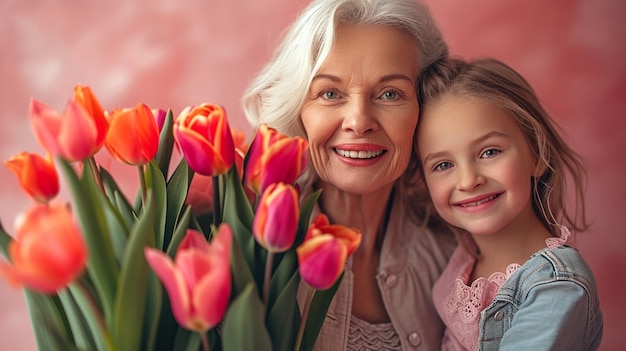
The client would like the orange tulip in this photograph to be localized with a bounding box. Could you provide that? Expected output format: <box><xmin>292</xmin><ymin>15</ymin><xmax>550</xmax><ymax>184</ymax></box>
<box><xmin>173</xmin><ymin>103</ymin><xmax>235</xmax><ymax>176</ymax></box>
<box><xmin>105</xmin><ymin>103</ymin><xmax>160</xmax><ymax>165</ymax></box>
<box><xmin>253</xmin><ymin>183</ymin><xmax>300</xmax><ymax>253</ymax></box>
<box><xmin>144</xmin><ymin>226</ymin><xmax>232</xmax><ymax>333</ymax></box>
<box><xmin>30</xmin><ymin>99</ymin><xmax>100</xmax><ymax>162</ymax></box>
<box><xmin>296</xmin><ymin>214</ymin><xmax>361</xmax><ymax>290</ymax></box>
<box><xmin>244</xmin><ymin>124</ymin><xmax>308</xmax><ymax>194</ymax></box>
<box><xmin>72</xmin><ymin>84</ymin><xmax>109</xmax><ymax>153</ymax></box>
<box><xmin>4</xmin><ymin>152</ymin><xmax>59</xmax><ymax>203</ymax></box>
<box><xmin>0</xmin><ymin>203</ymin><xmax>87</xmax><ymax>294</ymax></box>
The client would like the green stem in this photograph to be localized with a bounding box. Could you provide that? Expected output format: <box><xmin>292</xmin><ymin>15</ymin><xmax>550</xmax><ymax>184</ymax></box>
<box><xmin>212</xmin><ymin>175</ymin><xmax>221</xmax><ymax>227</ymax></box>
<box><xmin>88</xmin><ymin>157</ymin><xmax>104</xmax><ymax>192</ymax></box>
<box><xmin>294</xmin><ymin>287</ymin><xmax>315</xmax><ymax>351</ymax></box>
<box><xmin>201</xmin><ymin>332</ymin><xmax>210</xmax><ymax>351</ymax></box>
<box><xmin>263</xmin><ymin>251</ymin><xmax>275</xmax><ymax>307</ymax></box>
<box><xmin>137</xmin><ymin>165</ymin><xmax>147</xmax><ymax>208</ymax></box>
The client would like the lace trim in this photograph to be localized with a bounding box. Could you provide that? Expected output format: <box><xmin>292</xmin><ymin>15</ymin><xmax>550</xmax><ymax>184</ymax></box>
<box><xmin>443</xmin><ymin>263</ymin><xmax>520</xmax><ymax>350</ymax></box>
<box><xmin>347</xmin><ymin>314</ymin><xmax>402</xmax><ymax>351</ymax></box>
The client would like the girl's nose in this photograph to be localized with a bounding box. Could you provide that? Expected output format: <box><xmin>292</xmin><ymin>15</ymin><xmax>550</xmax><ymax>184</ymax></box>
<box><xmin>341</xmin><ymin>97</ymin><xmax>378</xmax><ymax>135</ymax></box>
<box><xmin>456</xmin><ymin>164</ymin><xmax>486</xmax><ymax>191</ymax></box>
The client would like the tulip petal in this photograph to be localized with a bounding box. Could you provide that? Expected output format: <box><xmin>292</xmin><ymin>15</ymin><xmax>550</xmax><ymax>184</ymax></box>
<box><xmin>297</xmin><ymin>235</ymin><xmax>348</xmax><ymax>290</ymax></box>
<box><xmin>144</xmin><ymin>248</ymin><xmax>193</xmax><ymax>329</ymax></box>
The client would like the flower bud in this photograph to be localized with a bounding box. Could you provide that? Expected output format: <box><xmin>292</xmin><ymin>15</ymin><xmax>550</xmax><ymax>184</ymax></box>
<box><xmin>253</xmin><ymin>183</ymin><xmax>299</xmax><ymax>253</ymax></box>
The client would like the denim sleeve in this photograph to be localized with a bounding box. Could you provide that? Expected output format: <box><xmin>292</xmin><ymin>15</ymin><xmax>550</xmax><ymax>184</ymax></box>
<box><xmin>497</xmin><ymin>279</ymin><xmax>601</xmax><ymax>351</ymax></box>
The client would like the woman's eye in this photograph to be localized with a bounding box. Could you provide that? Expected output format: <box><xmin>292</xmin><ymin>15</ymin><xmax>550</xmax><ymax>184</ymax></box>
<box><xmin>481</xmin><ymin>148</ymin><xmax>501</xmax><ymax>158</ymax></box>
<box><xmin>381</xmin><ymin>90</ymin><xmax>400</xmax><ymax>101</ymax></box>
<box><xmin>321</xmin><ymin>90</ymin><xmax>339</xmax><ymax>100</ymax></box>
<box><xmin>434</xmin><ymin>161</ymin><xmax>453</xmax><ymax>171</ymax></box>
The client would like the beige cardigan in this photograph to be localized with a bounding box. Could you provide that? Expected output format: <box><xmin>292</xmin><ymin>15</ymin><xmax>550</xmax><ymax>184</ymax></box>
<box><xmin>298</xmin><ymin>193</ymin><xmax>457</xmax><ymax>350</ymax></box>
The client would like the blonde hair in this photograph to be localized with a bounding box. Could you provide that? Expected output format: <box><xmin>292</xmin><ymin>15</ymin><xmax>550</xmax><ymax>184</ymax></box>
<box><xmin>243</xmin><ymin>0</ymin><xmax>449</xmax><ymax>225</ymax></box>
<box><xmin>418</xmin><ymin>57</ymin><xmax>589</xmax><ymax>235</ymax></box>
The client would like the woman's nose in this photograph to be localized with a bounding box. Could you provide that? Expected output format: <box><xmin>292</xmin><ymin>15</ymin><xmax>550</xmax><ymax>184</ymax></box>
<box><xmin>341</xmin><ymin>97</ymin><xmax>378</xmax><ymax>135</ymax></box>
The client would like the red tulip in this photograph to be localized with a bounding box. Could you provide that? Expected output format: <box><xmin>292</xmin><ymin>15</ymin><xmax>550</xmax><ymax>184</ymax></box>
<box><xmin>244</xmin><ymin>124</ymin><xmax>308</xmax><ymax>194</ymax></box>
<box><xmin>185</xmin><ymin>129</ymin><xmax>253</xmax><ymax>216</ymax></box>
<box><xmin>4</xmin><ymin>152</ymin><xmax>59</xmax><ymax>203</ymax></box>
<box><xmin>0</xmin><ymin>203</ymin><xmax>87</xmax><ymax>294</ymax></box>
<box><xmin>173</xmin><ymin>103</ymin><xmax>235</xmax><ymax>176</ymax></box>
<box><xmin>296</xmin><ymin>214</ymin><xmax>361</xmax><ymax>290</ymax></box>
<box><xmin>253</xmin><ymin>183</ymin><xmax>299</xmax><ymax>253</ymax></box>
<box><xmin>144</xmin><ymin>226</ymin><xmax>232</xmax><ymax>332</ymax></box>
<box><xmin>72</xmin><ymin>84</ymin><xmax>109</xmax><ymax>153</ymax></box>
<box><xmin>105</xmin><ymin>103</ymin><xmax>160</xmax><ymax>165</ymax></box>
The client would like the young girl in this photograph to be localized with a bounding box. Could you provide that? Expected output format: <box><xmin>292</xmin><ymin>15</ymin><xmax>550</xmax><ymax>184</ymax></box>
<box><xmin>416</xmin><ymin>57</ymin><xmax>603</xmax><ymax>350</ymax></box>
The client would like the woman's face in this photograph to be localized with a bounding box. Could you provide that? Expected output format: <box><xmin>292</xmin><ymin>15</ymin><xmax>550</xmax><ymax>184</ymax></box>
<box><xmin>301</xmin><ymin>24</ymin><xmax>420</xmax><ymax>195</ymax></box>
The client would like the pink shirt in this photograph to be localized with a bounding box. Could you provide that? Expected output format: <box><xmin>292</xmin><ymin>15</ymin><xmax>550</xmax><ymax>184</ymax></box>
<box><xmin>433</xmin><ymin>229</ymin><xmax>571</xmax><ymax>350</ymax></box>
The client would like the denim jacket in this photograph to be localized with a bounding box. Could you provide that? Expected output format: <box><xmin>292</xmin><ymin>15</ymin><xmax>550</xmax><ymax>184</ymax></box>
<box><xmin>478</xmin><ymin>246</ymin><xmax>603</xmax><ymax>350</ymax></box>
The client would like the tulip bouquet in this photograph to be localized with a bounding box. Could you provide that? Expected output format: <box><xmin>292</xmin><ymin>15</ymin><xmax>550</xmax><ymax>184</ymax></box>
<box><xmin>0</xmin><ymin>85</ymin><xmax>362</xmax><ymax>351</ymax></box>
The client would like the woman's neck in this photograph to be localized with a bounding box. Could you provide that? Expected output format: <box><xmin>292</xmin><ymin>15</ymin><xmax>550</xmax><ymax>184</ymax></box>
<box><xmin>316</xmin><ymin>181</ymin><xmax>394</xmax><ymax>257</ymax></box>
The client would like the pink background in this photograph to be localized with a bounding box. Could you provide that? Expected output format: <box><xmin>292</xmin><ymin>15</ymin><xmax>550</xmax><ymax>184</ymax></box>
<box><xmin>1</xmin><ymin>0</ymin><xmax>623</xmax><ymax>350</ymax></box>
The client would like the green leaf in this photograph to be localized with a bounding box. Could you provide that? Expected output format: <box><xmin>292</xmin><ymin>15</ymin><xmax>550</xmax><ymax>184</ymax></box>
<box><xmin>163</xmin><ymin>158</ymin><xmax>192</xmax><ymax>250</ymax></box>
<box><xmin>111</xmin><ymin>190</ymin><xmax>157</xmax><ymax>350</ymax></box>
<box><xmin>66</xmin><ymin>282</ymin><xmax>114</xmax><ymax>351</ymax></box>
<box><xmin>267</xmin><ymin>271</ymin><xmax>301</xmax><ymax>351</ymax></box>
<box><xmin>220</xmin><ymin>167</ymin><xmax>263</xmax><ymax>286</ymax></box>
<box><xmin>100</xmin><ymin>167</ymin><xmax>133</xmax><ymax>216</ymax></box>
<box><xmin>155</xmin><ymin>109</ymin><xmax>175</xmax><ymax>179</ymax></box>
<box><xmin>300</xmin><ymin>276</ymin><xmax>343</xmax><ymax>351</ymax></box>
<box><xmin>228</xmin><ymin>223</ymin><xmax>257</xmax><ymax>296</ymax></box>
<box><xmin>144</xmin><ymin>162</ymin><xmax>168</xmax><ymax>250</ymax></box>
<box><xmin>295</xmin><ymin>189</ymin><xmax>322</xmax><ymax>246</ymax></box>
<box><xmin>59</xmin><ymin>159</ymin><xmax>118</xmax><ymax>325</ymax></box>
<box><xmin>165</xmin><ymin>206</ymin><xmax>192</xmax><ymax>257</ymax></box>
<box><xmin>24</xmin><ymin>290</ymin><xmax>78</xmax><ymax>351</ymax></box>
<box><xmin>142</xmin><ymin>272</ymin><xmax>163</xmax><ymax>351</ymax></box>
<box><xmin>222</xmin><ymin>283</ymin><xmax>273</xmax><ymax>351</ymax></box>
<box><xmin>269</xmin><ymin>250</ymin><xmax>298</xmax><ymax>307</ymax></box>
<box><xmin>0</xmin><ymin>221</ymin><xmax>11</xmax><ymax>257</ymax></box>
<box><xmin>57</xmin><ymin>289</ymin><xmax>99</xmax><ymax>351</ymax></box>
<box><xmin>172</xmin><ymin>328</ymin><xmax>201</xmax><ymax>351</ymax></box>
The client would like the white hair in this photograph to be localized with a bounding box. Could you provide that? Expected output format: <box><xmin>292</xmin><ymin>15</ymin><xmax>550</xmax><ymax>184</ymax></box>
<box><xmin>242</xmin><ymin>0</ymin><xmax>448</xmax><ymax>137</ymax></box>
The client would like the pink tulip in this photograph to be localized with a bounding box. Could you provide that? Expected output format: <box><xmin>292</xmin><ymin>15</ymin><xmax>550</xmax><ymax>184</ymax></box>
<box><xmin>0</xmin><ymin>203</ymin><xmax>87</xmax><ymax>294</ymax></box>
<box><xmin>29</xmin><ymin>99</ymin><xmax>100</xmax><ymax>162</ymax></box>
<box><xmin>253</xmin><ymin>183</ymin><xmax>299</xmax><ymax>253</ymax></box>
<box><xmin>297</xmin><ymin>214</ymin><xmax>361</xmax><ymax>290</ymax></box>
<box><xmin>4</xmin><ymin>151</ymin><xmax>60</xmax><ymax>203</ymax></box>
<box><xmin>173</xmin><ymin>103</ymin><xmax>235</xmax><ymax>176</ymax></box>
<box><xmin>244</xmin><ymin>124</ymin><xmax>308</xmax><ymax>194</ymax></box>
<box><xmin>144</xmin><ymin>226</ymin><xmax>232</xmax><ymax>332</ymax></box>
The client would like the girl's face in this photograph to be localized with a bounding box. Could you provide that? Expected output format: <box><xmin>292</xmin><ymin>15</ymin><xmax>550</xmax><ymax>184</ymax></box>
<box><xmin>300</xmin><ymin>24</ymin><xmax>420</xmax><ymax>195</ymax></box>
<box><xmin>417</xmin><ymin>95</ymin><xmax>537</xmax><ymax>237</ymax></box>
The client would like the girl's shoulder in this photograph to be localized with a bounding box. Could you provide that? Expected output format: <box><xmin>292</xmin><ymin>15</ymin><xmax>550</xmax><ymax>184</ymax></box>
<box><xmin>509</xmin><ymin>246</ymin><xmax>598</xmax><ymax>292</ymax></box>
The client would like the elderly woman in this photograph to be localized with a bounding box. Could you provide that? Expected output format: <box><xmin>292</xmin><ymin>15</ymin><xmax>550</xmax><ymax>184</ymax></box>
<box><xmin>242</xmin><ymin>1</ymin><xmax>456</xmax><ymax>350</ymax></box>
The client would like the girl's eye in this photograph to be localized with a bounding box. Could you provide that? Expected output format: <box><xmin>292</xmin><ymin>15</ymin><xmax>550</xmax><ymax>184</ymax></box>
<box><xmin>481</xmin><ymin>148</ymin><xmax>501</xmax><ymax>159</ymax></box>
<box><xmin>434</xmin><ymin>161</ymin><xmax>453</xmax><ymax>171</ymax></box>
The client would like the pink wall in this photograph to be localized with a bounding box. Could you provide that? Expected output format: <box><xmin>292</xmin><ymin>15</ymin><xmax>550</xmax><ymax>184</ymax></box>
<box><xmin>0</xmin><ymin>0</ymin><xmax>623</xmax><ymax>349</ymax></box>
